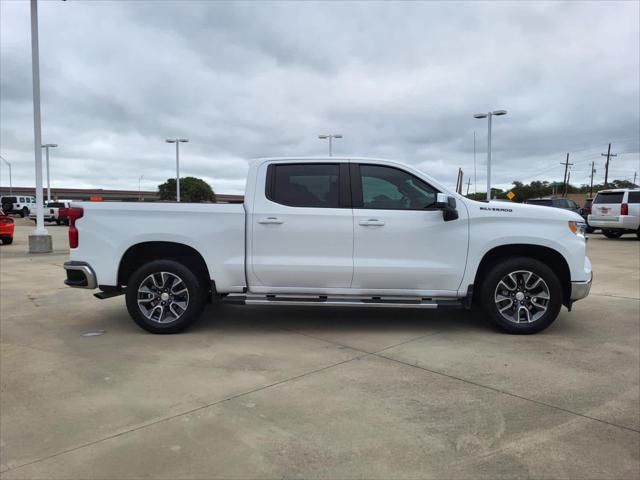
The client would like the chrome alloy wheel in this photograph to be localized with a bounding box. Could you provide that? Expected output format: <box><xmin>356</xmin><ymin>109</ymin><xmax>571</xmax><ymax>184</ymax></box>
<box><xmin>137</xmin><ymin>272</ymin><xmax>189</xmax><ymax>324</ymax></box>
<box><xmin>494</xmin><ymin>270</ymin><xmax>550</xmax><ymax>324</ymax></box>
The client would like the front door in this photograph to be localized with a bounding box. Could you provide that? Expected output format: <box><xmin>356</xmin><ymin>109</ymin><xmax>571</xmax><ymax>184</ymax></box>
<box><xmin>351</xmin><ymin>163</ymin><xmax>468</xmax><ymax>294</ymax></box>
<box><xmin>249</xmin><ymin>162</ymin><xmax>353</xmax><ymax>290</ymax></box>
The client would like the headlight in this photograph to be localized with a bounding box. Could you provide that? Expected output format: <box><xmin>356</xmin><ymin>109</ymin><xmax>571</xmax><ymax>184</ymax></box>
<box><xmin>568</xmin><ymin>221</ymin><xmax>587</xmax><ymax>236</ymax></box>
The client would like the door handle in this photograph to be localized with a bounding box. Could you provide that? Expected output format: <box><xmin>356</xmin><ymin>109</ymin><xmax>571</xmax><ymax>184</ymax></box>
<box><xmin>259</xmin><ymin>217</ymin><xmax>284</xmax><ymax>224</ymax></box>
<box><xmin>359</xmin><ymin>219</ymin><xmax>385</xmax><ymax>226</ymax></box>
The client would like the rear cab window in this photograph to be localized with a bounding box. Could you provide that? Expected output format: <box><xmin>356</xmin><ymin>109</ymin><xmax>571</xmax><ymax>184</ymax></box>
<box><xmin>628</xmin><ymin>192</ymin><xmax>640</xmax><ymax>204</ymax></box>
<box><xmin>594</xmin><ymin>192</ymin><xmax>624</xmax><ymax>204</ymax></box>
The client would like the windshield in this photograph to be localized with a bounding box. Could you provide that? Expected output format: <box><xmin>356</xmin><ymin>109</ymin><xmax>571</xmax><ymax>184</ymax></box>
<box><xmin>527</xmin><ymin>199</ymin><xmax>552</xmax><ymax>206</ymax></box>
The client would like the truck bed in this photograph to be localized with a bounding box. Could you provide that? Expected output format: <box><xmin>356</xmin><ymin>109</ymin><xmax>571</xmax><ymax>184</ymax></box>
<box><xmin>69</xmin><ymin>201</ymin><xmax>246</xmax><ymax>292</ymax></box>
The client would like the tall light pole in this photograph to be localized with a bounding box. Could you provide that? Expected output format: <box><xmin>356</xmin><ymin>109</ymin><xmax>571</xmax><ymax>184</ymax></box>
<box><xmin>473</xmin><ymin>110</ymin><xmax>507</xmax><ymax>201</ymax></box>
<box><xmin>29</xmin><ymin>0</ymin><xmax>51</xmax><ymax>252</ymax></box>
<box><xmin>318</xmin><ymin>134</ymin><xmax>342</xmax><ymax>156</ymax></box>
<box><xmin>165</xmin><ymin>138</ymin><xmax>188</xmax><ymax>202</ymax></box>
<box><xmin>138</xmin><ymin>174</ymin><xmax>144</xmax><ymax>201</ymax></box>
<box><xmin>0</xmin><ymin>155</ymin><xmax>12</xmax><ymax>195</ymax></box>
<box><xmin>41</xmin><ymin>143</ymin><xmax>57</xmax><ymax>202</ymax></box>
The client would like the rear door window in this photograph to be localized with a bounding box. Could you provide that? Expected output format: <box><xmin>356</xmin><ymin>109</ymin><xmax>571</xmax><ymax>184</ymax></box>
<box><xmin>594</xmin><ymin>192</ymin><xmax>624</xmax><ymax>204</ymax></box>
<box><xmin>267</xmin><ymin>163</ymin><xmax>341</xmax><ymax>208</ymax></box>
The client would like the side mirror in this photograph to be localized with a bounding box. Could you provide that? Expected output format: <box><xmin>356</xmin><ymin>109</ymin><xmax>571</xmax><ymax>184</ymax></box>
<box><xmin>435</xmin><ymin>193</ymin><xmax>458</xmax><ymax>221</ymax></box>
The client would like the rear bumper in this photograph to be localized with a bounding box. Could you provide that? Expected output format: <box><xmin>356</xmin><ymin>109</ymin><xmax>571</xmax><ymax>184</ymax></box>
<box><xmin>588</xmin><ymin>215</ymin><xmax>638</xmax><ymax>230</ymax></box>
<box><xmin>64</xmin><ymin>261</ymin><xmax>97</xmax><ymax>289</ymax></box>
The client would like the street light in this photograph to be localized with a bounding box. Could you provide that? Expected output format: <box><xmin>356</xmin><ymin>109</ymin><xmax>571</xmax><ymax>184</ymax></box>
<box><xmin>473</xmin><ymin>110</ymin><xmax>507</xmax><ymax>201</ymax></box>
<box><xmin>0</xmin><ymin>155</ymin><xmax>12</xmax><ymax>195</ymax></box>
<box><xmin>29</xmin><ymin>0</ymin><xmax>51</xmax><ymax>252</ymax></box>
<box><xmin>165</xmin><ymin>138</ymin><xmax>189</xmax><ymax>202</ymax></box>
<box><xmin>41</xmin><ymin>143</ymin><xmax>58</xmax><ymax>202</ymax></box>
<box><xmin>138</xmin><ymin>174</ymin><xmax>144</xmax><ymax>201</ymax></box>
<box><xmin>318</xmin><ymin>134</ymin><xmax>343</xmax><ymax>156</ymax></box>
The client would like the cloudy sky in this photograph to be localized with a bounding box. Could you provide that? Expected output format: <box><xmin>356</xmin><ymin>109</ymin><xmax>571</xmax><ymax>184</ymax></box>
<box><xmin>1</xmin><ymin>0</ymin><xmax>638</xmax><ymax>195</ymax></box>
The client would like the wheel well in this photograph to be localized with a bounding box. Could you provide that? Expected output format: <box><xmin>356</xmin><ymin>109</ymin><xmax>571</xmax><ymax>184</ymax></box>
<box><xmin>118</xmin><ymin>242</ymin><xmax>212</xmax><ymax>293</ymax></box>
<box><xmin>473</xmin><ymin>244</ymin><xmax>571</xmax><ymax>303</ymax></box>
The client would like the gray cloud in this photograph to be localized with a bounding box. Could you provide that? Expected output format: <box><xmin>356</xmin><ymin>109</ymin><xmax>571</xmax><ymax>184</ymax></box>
<box><xmin>1</xmin><ymin>0</ymin><xmax>638</xmax><ymax>194</ymax></box>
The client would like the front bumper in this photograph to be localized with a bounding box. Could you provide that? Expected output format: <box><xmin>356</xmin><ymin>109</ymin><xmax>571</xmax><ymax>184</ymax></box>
<box><xmin>64</xmin><ymin>261</ymin><xmax>97</xmax><ymax>289</ymax></box>
<box><xmin>570</xmin><ymin>273</ymin><xmax>592</xmax><ymax>301</ymax></box>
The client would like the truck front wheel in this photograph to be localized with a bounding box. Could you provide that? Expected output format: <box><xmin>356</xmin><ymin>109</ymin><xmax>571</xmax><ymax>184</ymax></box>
<box><xmin>125</xmin><ymin>260</ymin><xmax>206</xmax><ymax>334</ymax></box>
<box><xmin>480</xmin><ymin>257</ymin><xmax>563</xmax><ymax>334</ymax></box>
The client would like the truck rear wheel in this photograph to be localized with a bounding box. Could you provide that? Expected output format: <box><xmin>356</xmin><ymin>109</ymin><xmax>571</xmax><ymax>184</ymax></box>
<box><xmin>480</xmin><ymin>257</ymin><xmax>563</xmax><ymax>334</ymax></box>
<box><xmin>125</xmin><ymin>260</ymin><xmax>206</xmax><ymax>334</ymax></box>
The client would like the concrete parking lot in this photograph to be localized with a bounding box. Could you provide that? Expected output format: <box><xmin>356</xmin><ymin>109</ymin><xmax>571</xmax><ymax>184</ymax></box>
<box><xmin>1</xmin><ymin>218</ymin><xmax>639</xmax><ymax>479</ymax></box>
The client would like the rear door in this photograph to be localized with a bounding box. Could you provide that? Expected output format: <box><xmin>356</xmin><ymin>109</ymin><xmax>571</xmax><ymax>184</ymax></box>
<box><xmin>249</xmin><ymin>162</ymin><xmax>353</xmax><ymax>290</ymax></box>
<box><xmin>350</xmin><ymin>163</ymin><xmax>468</xmax><ymax>294</ymax></box>
<box><xmin>592</xmin><ymin>191</ymin><xmax>624</xmax><ymax>222</ymax></box>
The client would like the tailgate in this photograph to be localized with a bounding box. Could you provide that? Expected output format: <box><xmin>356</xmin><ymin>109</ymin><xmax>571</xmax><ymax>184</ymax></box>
<box><xmin>591</xmin><ymin>192</ymin><xmax>623</xmax><ymax>219</ymax></box>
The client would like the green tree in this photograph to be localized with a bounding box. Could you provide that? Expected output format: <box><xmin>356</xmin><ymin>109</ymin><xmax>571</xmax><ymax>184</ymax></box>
<box><xmin>158</xmin><ymin>177</ymin><xmax>216</xmax><ymax>203</ymax></box>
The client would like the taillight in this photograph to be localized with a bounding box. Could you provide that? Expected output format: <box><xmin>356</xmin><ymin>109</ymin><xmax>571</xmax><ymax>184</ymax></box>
<box><xmin>68</xmin><ymin>207</ymin><xmax>83</xmax><ymax>248</ymax></box>
<box><xmin>0</xmin><ymin>217</ymin><xmax>13</xmax><ymax>224</ymax></box>
<box><xmin>621</xmin><ymin>203</ymin><xmax>628</xmax><ymax>216</ymax></box>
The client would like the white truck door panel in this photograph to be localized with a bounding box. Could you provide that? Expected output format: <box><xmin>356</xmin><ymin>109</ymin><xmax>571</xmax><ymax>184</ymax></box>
<box><xmin>249</xmin><ymin>162</ymin><xmax>353</xmax><ymax>289</ymax></box>
<box><xmin>351</xmin><ymin>163</ymin><xmax>468</xmax><ymax>292</ymax></box>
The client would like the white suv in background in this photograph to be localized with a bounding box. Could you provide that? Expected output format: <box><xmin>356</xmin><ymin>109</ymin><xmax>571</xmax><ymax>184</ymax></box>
<box><xmin>588</xmin><ymin>189</ymin><xmax>640</xmax><ymax>239</ymax></box>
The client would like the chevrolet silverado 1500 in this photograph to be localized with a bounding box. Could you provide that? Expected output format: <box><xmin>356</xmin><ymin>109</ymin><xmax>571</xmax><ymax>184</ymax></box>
<box><xmin>63</xmin><ymin>157</ymin><xmax>592</xmax><ymax>334</ymax></box>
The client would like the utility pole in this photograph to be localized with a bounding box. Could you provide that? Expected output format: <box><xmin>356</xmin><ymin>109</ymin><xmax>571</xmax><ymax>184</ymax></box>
<box><xmin>466</xmin><ymin>177</ymin><xmax>471</xmax><ymax>195</ymax></box>
<box><xmin>589</xmin><ymin>161</ymin><xmax>596</xmax><ymax>197</ymax></box>
<box><xmin>601</xmin><ymin>143</ymin><xmax>616</xmax><ymax>188</ymax></box>
<box><xmin>455</xmin><ymin>168</ymin><xmax>464</xmax><ymax>194</ymax></box>
<box><xmin>633</xmin><ymin>171</ymin><xmax>637</xmax><ymax>187</ymax></box>
<box><xmin>560</xmin><ymin>153</ymin><xmax>573</xmax><ymax>197</ymax></box>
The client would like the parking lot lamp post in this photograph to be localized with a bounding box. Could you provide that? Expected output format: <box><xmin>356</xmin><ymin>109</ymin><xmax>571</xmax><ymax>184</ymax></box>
<box><xmin>29</xmin><ymin>0</ymin><xmax>52</xmax><ymax>253</ymax></box>
<box><xmin>318</xmin><ymin>134</ymin><xmax>343</xmax><ymax>157</ymax></box>
<box><xmin>41</xmin><ymin>143</ymin><xmax>57</xmax><ymax>202</ymax></box>
<box><xmin>473</xmin><ymin>110</ymin><xmax>507</xmax><ymax>201</ymax></box>
<box><xmin>0</xmin><ymin>155</ymin><xmax>12</xmax><ymax>195</ymax></box>
<box><xmin>165</xmin><ymin>138</ymin><xmax>189</xmax><ymax>202</ymax></box>
<box><xmin>138</xmin><ymin>175</ymin><xmax>144</xmax><ymax>201</ymax></box>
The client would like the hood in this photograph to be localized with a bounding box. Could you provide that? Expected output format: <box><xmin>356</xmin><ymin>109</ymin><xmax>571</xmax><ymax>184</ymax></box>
<box><xmin>462</xmin><ymin>199</ymin><xmax>583</xmax><ymax>222</ymax></box>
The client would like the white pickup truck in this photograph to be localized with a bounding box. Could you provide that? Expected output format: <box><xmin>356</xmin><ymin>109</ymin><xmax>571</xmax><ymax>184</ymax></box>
<box><xmin>64</xmin><ymin>157</ymin><xmax>592</xmax><ymax>334</ymax></box>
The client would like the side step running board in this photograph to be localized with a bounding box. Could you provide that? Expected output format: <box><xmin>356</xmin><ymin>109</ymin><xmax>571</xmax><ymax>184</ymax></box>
<box><xmin>223</xmin><ymin>295</ymin><xmax>466</xmax><ymax>309</ymax></box>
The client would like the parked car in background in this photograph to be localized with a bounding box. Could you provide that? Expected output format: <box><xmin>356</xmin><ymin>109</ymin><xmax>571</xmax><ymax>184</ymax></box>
<box><xmin>29</xmin><ymin>200</ymin><xmax>72</xmax><ymax>225</ymax></box>
<box><xmin>63</xmin><ymin>156</ymin><xmax>591</xmax><ymax>336</ymax></box>
<box><xmin>525</xmin><ymin>197</ymin><xmax>581</xmax><ymax>214</ymax></box>
<box><xmin>588</xmin><ymin>189</ymin><xmax>640</xmax><ymax>239</ymax></box>
<box><xmin>0</xmin><ymin>195</ymin><xmax>36</xmax><ymax>217</ymax></box>
<box><xmin>579</xmin><ymin>198</ymin><xmax>596</xmax><ymax>233</ymax></box>
<box><xmin>0</xmin><ymin>208</ymin><xmax>15</xmax><ymax>245</ymax></box>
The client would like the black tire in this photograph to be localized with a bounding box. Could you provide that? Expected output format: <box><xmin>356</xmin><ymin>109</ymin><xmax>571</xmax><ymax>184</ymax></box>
<box><xmin>20</xmin><ymin>208</ymin><xmax>28</xmax><ymax>218</ymax></box>
<box><xmin>480</xmin><ymin>257</ymin><xmax>563</xmax><ymax>334</ymax></box>
<box><xmin>1</xmin><ymin>237</ymin><xmax>13</xmax><ymax>245</ymax></box>
<box><xmin>602</xmin><ymin>229</ymin><xmax>624</xmax><ymax>239</ymax></box>
<box><xmin>586</xmin><ymin>226</ymin><xmax>595</xmax><ymax>234</ymax></box>
<box><xmin>125</xmin><ymin>259</ymin><xmax>206</xmax><ymax>334</ymax></box>
<box><xmin>56</xmin><ymin>220</ymin><xmax>61</xmax><ymax>225</ymax></box>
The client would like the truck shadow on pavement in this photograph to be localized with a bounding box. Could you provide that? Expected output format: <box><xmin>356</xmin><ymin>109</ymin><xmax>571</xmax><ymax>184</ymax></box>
<box><xmin>187</xmin><ymin>304</ymin><xmax>496</xmax><ymax>336</ymax></box>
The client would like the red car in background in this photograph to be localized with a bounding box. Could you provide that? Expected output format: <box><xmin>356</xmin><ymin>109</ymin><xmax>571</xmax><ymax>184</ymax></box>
<box><xmin>0</xmin><ymin>208</ymin><xmax>15</xmax><ymax>245</ymax></box>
